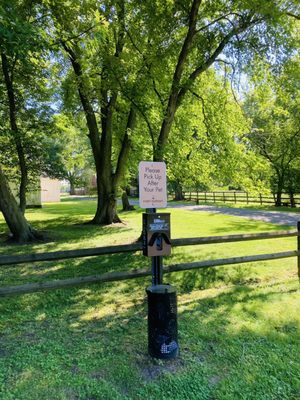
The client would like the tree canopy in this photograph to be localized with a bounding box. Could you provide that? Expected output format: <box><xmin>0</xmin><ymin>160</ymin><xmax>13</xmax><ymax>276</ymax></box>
<box><xmin>0</xmin><ymin>0</ymin><xmax>299</xmax><ymax>239</ymax></box>
<box><xmin>245</xmin><ymin>56</ymin><xmax>300</xmax><ymax>205</ymax></box>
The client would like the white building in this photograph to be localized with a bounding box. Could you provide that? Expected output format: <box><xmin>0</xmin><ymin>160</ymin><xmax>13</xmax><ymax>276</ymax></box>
<box><xmin>11</xmin><ymin>177</ymin><xmax>61</xmax><ymax>207</ymax></box>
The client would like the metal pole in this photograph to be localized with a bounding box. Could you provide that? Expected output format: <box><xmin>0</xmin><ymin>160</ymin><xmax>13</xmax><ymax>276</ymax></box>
<box><xmin>147</xmin><ymin>208</ymin><xmax>163</xmax><ymax>285</ymax></box>
<box><xmin>153</xmin><ymin>255</ymin><xmax>163</xmax><ymax>285</ymax></box>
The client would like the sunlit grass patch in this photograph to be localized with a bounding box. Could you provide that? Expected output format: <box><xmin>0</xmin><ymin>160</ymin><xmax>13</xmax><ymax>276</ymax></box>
<box><xmin>0</xmin><ymin>199</ymin><xmax>299</xmax><ymax>399</ymax></box>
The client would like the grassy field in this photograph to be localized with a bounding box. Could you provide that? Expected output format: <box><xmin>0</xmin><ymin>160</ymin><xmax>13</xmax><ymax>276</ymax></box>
<box><xmin>0</xmin><ymin>199</ymin><xmax>299</xmax><ymax>399</ymax></box>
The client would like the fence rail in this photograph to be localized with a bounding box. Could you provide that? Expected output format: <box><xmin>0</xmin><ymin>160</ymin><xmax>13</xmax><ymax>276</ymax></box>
<box><xmin>0</xmin><ymin>230</ymin><xmax>298</xmax><ymax>267</ymax></box>
<box><xmin>0</xmin><ymin>250</ymin><xmax>298</xmax><ymax>297</ymax></box>
<box><xmin>1</xmin><ymin>226</ymin><xmax>299</xmax><ymax>297</ymax></box>
<box><xmin>180</xmin><ymin>191</ymin><xmax>300</xmax><ymax>207</ymax></box>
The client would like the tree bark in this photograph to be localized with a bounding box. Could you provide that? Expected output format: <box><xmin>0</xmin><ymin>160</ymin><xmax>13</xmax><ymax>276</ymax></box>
<box><xmin>1</xmin><ymin>53</ymin><xmax>28</xmax><ymax>214</ymax></box>
<box><xmin>62</xmin><ymin>37</ymin><xmax>135</xmax><ymax>224</ymax></box>
<box><xmin>289</xmin><ymin>192</ymin><xmax>296</xmax><ymax>208</ymax></box>
<box><xmin>0</xmin><ymin>165</ymin><xmax>39</xmax><ymax>242</ymax></box>
<box><xmin>173</xmin><ymin>181</ymin><xmax>185</xmax><ymax>201</ymax></box>
<box><xmin>121</xmin><ymin>191</ymin><xmax>135</xmax><ymax>211</ymax></box>
<box><xmin>274</xmin><ymin>170</ymin><xmax>286</xmax><ymax>207</ymax></box>
<box><xmin>154</xmin><ymin>0</ymin><xmax>202</xmax><ymax>161</ymax></box>
<box><xmin>153</xmin><ymin>4</ymin><xmax>258</xmax><ymax>161</ymax></box>
<box><xmin>91</xmin><ymin>106</ymin><xmax>136</xmax><ymax>223</ymax></box>
<box><xmin>69</xmin><ymin>181</ymin><xmax>76</xmax><ymax>195</ymax></box>
<box><xmin>275</xmin><ymin>191</ymin><xmax>282</xmax><ymax>207</ymax></box>
<box><xmin>275</xmin><ymin>180</ymin><xmax>283</xmax><ymax>207</ymax></box>
<box><xmin>61</xmin><ymin>42</ymin><xmax>114</xmax><ymax>223</ymax></box>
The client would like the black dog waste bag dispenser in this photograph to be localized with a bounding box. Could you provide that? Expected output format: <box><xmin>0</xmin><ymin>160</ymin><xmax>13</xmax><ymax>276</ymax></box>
<box><xmin>142</xmin><ymin>213</ymin><xmax>171</xmax><ymax>257</ymax></box>
<box><xmin>143</xmin><ymin>212</ymin><xmax>179</xmax><ymax>359</ymax></box>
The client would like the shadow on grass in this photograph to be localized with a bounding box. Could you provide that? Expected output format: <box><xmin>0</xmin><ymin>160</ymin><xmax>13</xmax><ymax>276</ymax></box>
<box><xmin>0</xmin><ymin>242</ymin><xmax>254</xmax><ymax>294</ymax></box>
<box><xmin>0</xmin><ymin>218</ymin><xmax>136</xmax><ymax>255</ymax></box>
<box><xmin>0</xmin><ymin>252</ymin><xmax>146</xmax><ymax>286</ymax></box>
<box><xmin>0</xmin><ymin>277</ymin><xmax>299</xmax><ymax>399</ymax></box>
<box><xmin>0</xmin><ymin>241</ymin><xmax>262</xmax><ymax>293</ymax></box>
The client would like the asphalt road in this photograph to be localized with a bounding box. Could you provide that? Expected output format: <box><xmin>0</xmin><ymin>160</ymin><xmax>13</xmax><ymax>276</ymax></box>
<box><xmin>168</xmin><ymin>203</ymin><xmax>300</xmax><ymax>227</ymax></box>
<box><xmin>70</xmin><ymin>197</ymin><xmax>300</xmax><ymax>227</ymax></box>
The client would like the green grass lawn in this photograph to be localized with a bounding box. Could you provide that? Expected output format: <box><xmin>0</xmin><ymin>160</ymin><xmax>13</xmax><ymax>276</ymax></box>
<box><xmin>0</xmin><ymin>200</ymin><xmax>299</xmax><ymax>399</ymax></box>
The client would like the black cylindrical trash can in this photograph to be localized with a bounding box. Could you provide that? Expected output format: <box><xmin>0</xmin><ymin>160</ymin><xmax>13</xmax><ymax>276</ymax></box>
<box><xmin>146</xmin><ymin>284</ymin><xmax>178</xmax><ymax>359</ymax></box>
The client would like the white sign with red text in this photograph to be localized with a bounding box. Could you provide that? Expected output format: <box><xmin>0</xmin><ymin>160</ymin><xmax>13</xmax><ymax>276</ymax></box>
<box><xmin>139</xmin><ymin>161</ymin><xmax>167</xmax><ymax>208</ymax></box>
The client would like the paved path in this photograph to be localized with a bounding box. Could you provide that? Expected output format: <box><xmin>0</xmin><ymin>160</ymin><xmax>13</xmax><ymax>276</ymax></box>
<box><xmin>68</xmin><ymin>197</ymin><xmax>300</xmax><ymax>227</ymax></box>
<box><xmin>168</xmin><ymin>204</ymin><xmax>300</xmax><ymax>227</ymax></box>
<box><xmin>129</xmin><ymin>200</ymin><xmax>299</xmax><ymax>227</ymax></box>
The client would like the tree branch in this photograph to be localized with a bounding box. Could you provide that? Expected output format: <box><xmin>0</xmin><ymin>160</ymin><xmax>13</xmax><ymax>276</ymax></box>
<box><xmin>126</xmin><ymin>29</ymin><xmax>165</xmax><ymax>107</ymax></box>
<box><xmin>113</xmin><ymin>107</ymin><xmax>136</xmax><ymax>187</ymax></box>
<box><xmin>286</xmin><ymin>12</ymin><xmax>300</xmax><ymax>20</ymax></box>
<box><xmin>189</xmin><ymin>89</ymin><xmax>210</xmax><ymax>136</ymax></box>
<box><xmin>154</xmin><ymin>0</ymin><xmax>202</xmax><ymax>160</ymax></box>
<box><xmin>177</xmin><ymin>16</ymin><xmax>260</xmax><ymax>104</ymax></box>
<box><xmin>196</xmin><ymin>12</ymin><xmax>244</xmax><ymax>33</ymax></box>
<box><xmin>57</xmin><ymin>25</ymin><xmax>95</xmax><ymax>47</ymax></box>
<box><xmin>171</xmin><ymin>0</ymin><xmax>202</xmax><ymax>88</ymax></box>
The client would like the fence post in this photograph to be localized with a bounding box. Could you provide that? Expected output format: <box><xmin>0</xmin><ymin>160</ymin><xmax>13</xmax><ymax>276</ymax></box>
<box><xmin>234</xmin><ymin>192</ymin><xmax>236</xmax><ymax>203</ymax></box>
<box><xmin>298</xmin><ymin>221</ymin><xmax>300</xmax><ymax>279</ymax></box>
<box><xmin>213</xmin><ymin>192</ymin><xmax>216</xmax><ymax>203</ymax></box>
<box><xmin>246</xmin><ymin>192</ymin><xmax>249</xmax><ymax>204</ymax></box>
<box><xmin>196</xmin><ymin>190</ymin><xmax>199</xmax><ymax>205</ymax></box>
<box><xmin>259</xmin><ymin>194</ymin><xmax>262</xmax><ymax>205</ymax></box>
<box><xmin>204</xmin><ymin>192</ymin><xmax>207</xmax><ymax>202</ymax></box>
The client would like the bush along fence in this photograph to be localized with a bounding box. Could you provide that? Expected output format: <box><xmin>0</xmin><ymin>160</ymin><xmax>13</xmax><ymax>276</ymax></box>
<box><xmin>178</xmin><ymin>190</ymin><xmax>300</xmax><ymax>208</ymax></box>
<box><xmin>1</xmin><ymin>223</ymin><xmax>300</xmax><ymax>297</ymax></box>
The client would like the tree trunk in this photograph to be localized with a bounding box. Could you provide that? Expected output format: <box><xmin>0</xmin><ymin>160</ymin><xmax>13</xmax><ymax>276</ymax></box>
<box><xmin>91</xmin><ymin>173</ymin><xmax>121</xmax><ymax>224</ymax></box>
<box><xmin>275</xmin><ymin>175</ymin><xmax>284</xmax><ymax>207</ymax></box>
<box><xmin>275</xmin><ymin>191</ymin><xmax>282</xmax><ymax>207</ymax></box>
<box><xmin>121</xmin><ymin>191</ymin><xmax>135</xmax><ymax>211</ymax></box>
<box><xmin>153</xmin><ymin>2</ymin><xmax>255</xmax><ymax>161</ymax></box>
<box><xmin>89</xmin><ymin>107</ymin><xmax>135</xmax><ymax>224</ymax></box>
<box><xmin>289</xmin><ymin>192</ymin><xmax>296</xmax><ymax>208</ymax></box>
<box><xmin>0</xmin><ymin>165</ymin><xmax>40</xmax><ymax>242</ymax></box>
<box><xmin>69</xmin><ymin>180</ymin><xmax>76</xmax><ymax>195</ymax></box>
<box><xmin>173</xmin><ymin>181</ymin><xmax>185</xmax><ymax>201</ymax></box>
<box><xmin>61</xmin><ymin>32</ymin><xmax>134</xmax><ymax>225</ymax></box>
<box><xmin>1</xmin><ymin>52</ymin><xmax>28</xmax><ymax>214</ymax></box>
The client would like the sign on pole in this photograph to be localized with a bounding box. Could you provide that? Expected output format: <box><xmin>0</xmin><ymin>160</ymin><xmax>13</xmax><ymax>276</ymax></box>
<box><xmin>139</xmin><ymin>161</ymin><xmax>167</xmax><ymax>208</ymax></box>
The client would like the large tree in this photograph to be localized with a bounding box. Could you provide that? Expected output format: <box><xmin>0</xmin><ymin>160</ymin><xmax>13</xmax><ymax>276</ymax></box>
<box><xmin>166</xmin><ymin>68</ymin><xmax>251</xmax><ymax>196</ymax></box>
<box><xmin>135</xmin><ymin>1</ymin><xmax>298</xmax><ymax>162</ymax></box>
<box><xmin>245</xmin><ymin>57</ymin><xmax>300</xmax><ymax>206</ymax></box>
<box><xmin>0</xmin><ymin>0</ymin><xmax>51</xmax><ymax>212</ymax></box>
<box><xmin>53</xmin><ymin>113</ymin><xmax>94</xmax><ymax>194</ymax></box>
<box><xmin>0</xmin><ymin>165</ymin><xmax>39</xmax><ymax>241</ymax></box>
<box><xmin>47</xmin><ymin>0</ymin><xmax>138</xmax><ymax>223</ymax></box>
<box><xmin>45</xmin><ymin>0</ymin><xmax>298</xmax><ymax>224</ymax></box>
<box><xmin>0</xmin><ymin>0</ymin><xmax>52</xmax><ymax>240</ymax></box>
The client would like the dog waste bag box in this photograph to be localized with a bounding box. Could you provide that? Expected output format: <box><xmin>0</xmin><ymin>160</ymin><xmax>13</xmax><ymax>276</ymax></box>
<box><xmin>143</xmin><ymin>213</ymin><xmax>171</xmax><ymax>256</ymax></box>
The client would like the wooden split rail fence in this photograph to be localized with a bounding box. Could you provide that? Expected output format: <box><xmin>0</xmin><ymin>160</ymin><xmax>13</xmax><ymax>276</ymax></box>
<box><xmin>1</xmin><ymin>223</ymin><xmax>300</xmax><ymax>297</ymax></box>
<box><xmin>181</xmin><ymin>191</ymin><xmax>300</xmax><ymax>207</ymax></box>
